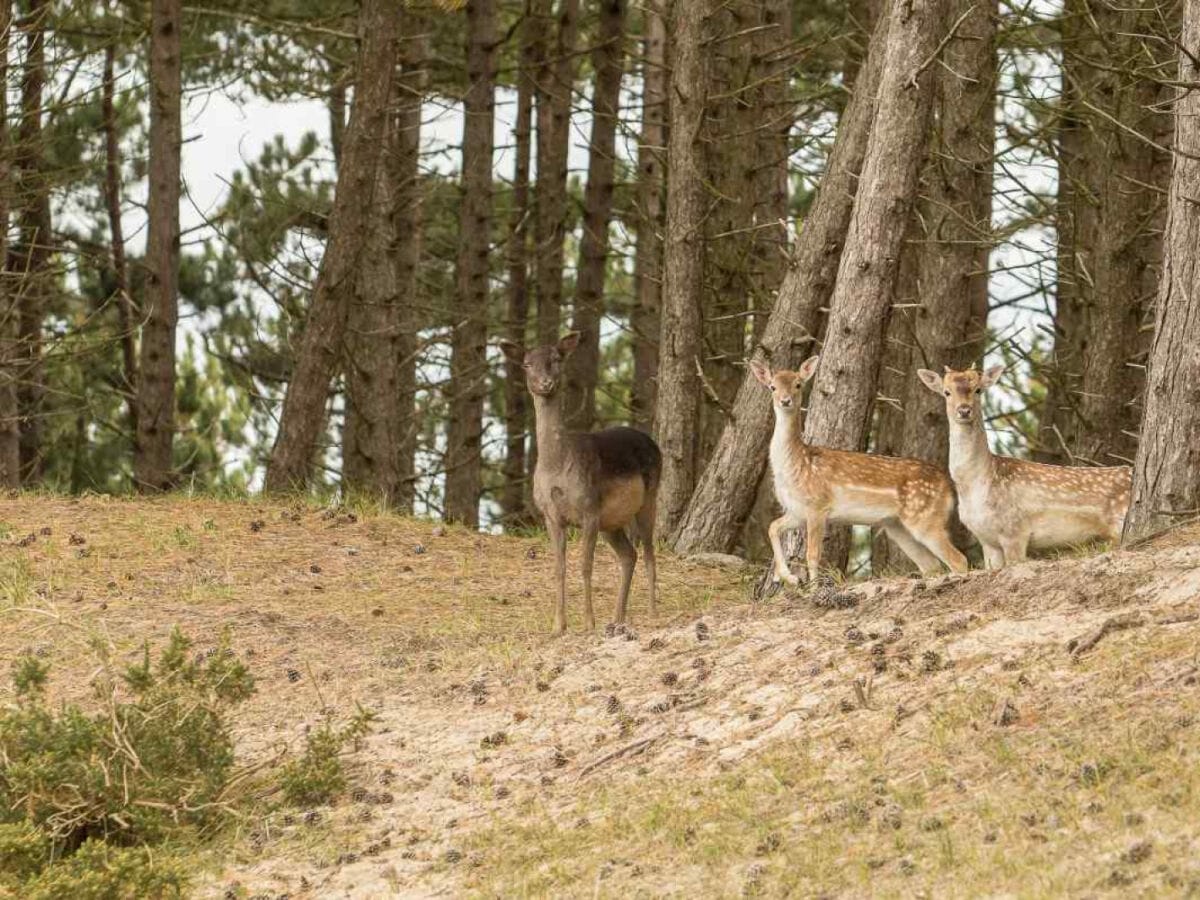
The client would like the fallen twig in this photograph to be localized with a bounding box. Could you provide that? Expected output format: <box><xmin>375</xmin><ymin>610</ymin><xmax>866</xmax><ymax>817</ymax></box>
<box><xmin>576</xmin><ymin>735</ymin><xmax>659</xmax><ymax>780</ymax></box>
<box><xmin>1067</xmin><ymin>612</ymin><xmax>1145</xmax><ymax>657</ymax></box>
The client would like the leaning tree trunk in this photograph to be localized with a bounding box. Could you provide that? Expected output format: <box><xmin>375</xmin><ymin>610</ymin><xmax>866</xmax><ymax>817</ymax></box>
<box><xmin>1123</xmin><ymin>0</ymin><xmax>1200</xmax><ymax>541</ymax></box>
<box><xmin>803</xmin><ymin>0</ymin><xmax>946</xmax><ymax>455</ymax></box>
<box><xmin>343</xmin><ymin>13</ymin><xmax>427</xmax><ymax>510</ymax></box>
<box><xmin>532</xmin><ymin>0</ymin><xmax>580</xmax><ymax>345</ymax></box>
<box><xmin>501</xmin><ymin>0</ymin><xmax>536</xmax><ymax>525</ymax></box>
<box><xmin>102</xmin><ymin>43</ymin><xmax>138</xmax><ymax>444</ymax></box>
<box><xmin>0</xmin><ymin>0</ymin><xmax>16</xmax><ymax>487</ymax></box>
<box><xmin>654</xmin><ymin>0</ymin><xmax>711</xmax><ymax>538</ymax></box>
<box><xmin>443</xmin><ymin>0</ymin><xmax>497</xmax><ymax>526</ymax></box>
<box><xmin>1040</xmin><ymin>0</ymin><xmax>1169</xmax><ymax>466</ymax></box>
<box><xmin>564</xmin><ymin>0</ymin><xmax>626</xmax><ymax>431</ymax></box>
<box><xmin>870</xmin><ymin>0</ymin><xmax>994</xmax><ymax>572</ymax></box>
<box><xmin>134</xmin><ymin>0</ymin><xmax>183</xmax><ymax>492</ymax></box>
<box><xmin>672</xmin><ymin>6</ymin><xmax>892</xmax><ymax>555</ymax></box>
<box><xmin>12</xmin><ymin>0</ymin><xmax>50</xmax><ymax>484</ymax></box>
<box><xmin>630</xmin><ymin>0</ymin><xmax>667</xmax><ymax>429</ymax></box>
<box><xmin>265</xmin><ymin>0</ymin><xmax>400</xmax><ymax>493</ymax></box>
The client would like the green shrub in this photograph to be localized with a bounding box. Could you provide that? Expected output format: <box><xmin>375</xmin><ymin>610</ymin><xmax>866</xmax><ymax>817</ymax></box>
<box><xmin>0</xmin><ymin>628</ymin><xmax>255</xmax><ymax>848</ymax></box>
<box><xmin>279</xmin><ymin>706</ymin><xmax>376</xmax><ymax>806</ymax></box>
<box><xmin>18</xmin><ymin>839</ymin><xmax>187</xmax><ymax>900</ymax></box>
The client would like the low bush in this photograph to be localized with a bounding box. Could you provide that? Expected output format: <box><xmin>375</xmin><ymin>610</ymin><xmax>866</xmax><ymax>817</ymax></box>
<box><xmin>0</xmin><ymin>628</ymin><xmax>254</xmax><ymax>896</ymax></box>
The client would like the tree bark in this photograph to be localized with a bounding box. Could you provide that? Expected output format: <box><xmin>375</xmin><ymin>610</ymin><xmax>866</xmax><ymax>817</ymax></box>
<box><xmin>102</xmin><ymin>42</ymin><xmax>139</xmax><ymax>446</ymax></box>
<box><xmin>0</xmin><ymin>0</ymin><xmax>16</xmax><ymax>487</ymax></box>
<box><xmin>265</xmin><ymin>0</ymin><xmax>400</xmax><ymax>493</ymax></box>
<box><xmin>532</xmin><ymin>0</ymin><xmax>580</xmax><ymax>345</ymax></box>
<box><xmin>654</xmin><ymin>0</ymin><xmax>711</xmax><ymax>538</ymax></box>
<box><xmin>134</xmin><ymin>0</ymin><xmax>183</xmax><ymax>491</ymax></box>
<box><xmin>342</xmin><ymin>13</ymin><xmax>426</xmax><ymax>512</ymax></box>
<box><xmin>700</xmin><ymin>0</ymin><xmax>793</xmax><ymax>464</ymax></box>
<box><xmin>392</xmin><ymin>22</ymin><xmax>427</xmax><ymax>515</ymax></box>
<box><xmin>1041</xmin><ymin>0</ymin><xmax>1169</xmax><ymax>466</ymax></box>
<box><xmin>871</xmin><ymin>0</ymin><xmax>994</xmax><ymax>572</ymax></box>
<box><xmin>443</xmin><ymin>0</ymin><xmax>497</xmax><ymax>526</ymax></box>
<box><xmin>12</xmin><ymin>0</ymin><xmax>50</xmax><ymax>484</ymax></box>
<box><xmin>501</xmin><ymin>0</ymin><xmax>537</xmax><ymax>525</ymax></box>
<box><xmin>672</xmin><ymin>6</ymin><xmax>892</xmax><ymax>555</ymax></box>
<box><xmin>803</xmin><ymin>0</ymin><xmax>946</xmax><ymax>456</ymax></box>
<box><xmin>564</xmin><ymin>0</ymin><xmax>626</xmax><ymax>431</ymax></box>
<box><xmin>630</xmin><ymin>0</ymin><xmax>667</xmax><ymax>429</ymax></box>
<box><xmin>1123</xmin><ymin>0</ymin><xmax>1200</xmax><ymax>540</ymax></box>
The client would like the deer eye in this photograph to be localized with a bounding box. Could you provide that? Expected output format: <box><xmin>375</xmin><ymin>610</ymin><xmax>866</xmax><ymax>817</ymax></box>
<box><xmin>769</xmin><ymin>385</ymin><xmax>776</xmax><ymax>391</ymax></box>
<box><xmin>974</xmin><ymin>388</ymin><xmax>982</xmax><ymax>395</ymax></box>
<box><xmin>943</xmin><ymin>390</ymin><xmax>950</xmax><ymax>397</ymax></box>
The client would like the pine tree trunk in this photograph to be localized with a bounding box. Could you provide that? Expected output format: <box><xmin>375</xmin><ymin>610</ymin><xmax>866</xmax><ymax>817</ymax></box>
<box><xmin>102</xmin><ymin>43</ymin><xmax>139</xmax><ymax>447</ymax></box>
<box><xmin>0</xmin><ymin>0</ymin><xmax>16</xmax><ymax>487</ymax></box>
<box><xmin>1041</xmin><ymin>0</ymin><xmax>1169</xmax><ymax>465</ymax></box>
<box><xmin>630</xmin><ymin>0</ymin><xmax>667</xmax><ymax>429</ymax></box>
<box><xmin>671</xmin><ymin>7</ymin><xmax>892</xmax><ymax>555</ymax></box>
<box><xmin>532</xmin><ymin>0</ymin><xmax>580</xmax><ymax>346</ymax></box>
<box><xmin>343</xmin><ymin>165</ymin><xmax>402</xmax><ymax>501</ymax></box>
<box><xmin>265</xmin><ymin>0</ymin><xmax>400</xmax><ymax>494</ymax></box>
<box><xmin>342</xmin><ymin>14</ymin><xmax>426</xmax><ymax>511</ymax></box>
<box><xmin>443</xmin><ymin>0</ymin><xmax>497</xmax><ymax>526</ymax></box>
<box><xmin>12</xmin><ymin>0</ymin><xmax>50</xmax><ymax>484</ymax></box>
<box><xmin>134</xmin><ymin>0</ymin><xmax>183</xmax><ymax>491</ymax></box>
<box><xmin>502</xmin><ymin>0</ymin><xmax>537</xmax><ymax>525</ymax></box>
<box><xmin>392</xmin><ymin>22</ymin><xmax>427</xmax><ymax>515</ymax></box>
<box><xmin>654</xmin><ymin>0</ymin><xmax>711</xmax><ymax>538</ymax></box>
<box><xmin>871</xmin><ymin>0</ymin><xmax>994</xmax><ymax>572</ymax></box>
<box><xmin>803</xmin><ymin>0</ymin><xmax>946</xmax><ymax>455</ymax></box>
<box><xmin>565</xmin><ymin>0</ymin><xmax>626</xmax><ymax>431</ymax></box>
<box><xmin>1124</xmin><ymin>0</ymin><xmax>1200</xmax><ymax>540</ymax></box>
<box><xmin>700</xmin><ymin>0</ymin><xmax>793</xmax><ymax>465</ymax></box>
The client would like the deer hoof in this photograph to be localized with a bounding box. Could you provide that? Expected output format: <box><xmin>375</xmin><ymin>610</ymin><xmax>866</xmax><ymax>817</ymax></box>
<box><xmin>775</xmin><ymin>571</ymin><xmax>799</xmax><ymax>587</ymax></box>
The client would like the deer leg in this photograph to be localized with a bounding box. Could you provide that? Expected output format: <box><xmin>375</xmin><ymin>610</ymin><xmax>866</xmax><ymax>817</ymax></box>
<box><xmin>547</xmin><ymin>518</ymin><xmax>568</xmax><ymax>634</ymax></box>
<box><xmin>904</xmin><ymin>519</ymin><xmax>969</xmax><ymax>574</ymax></box>
<box><xmin>635</xmin><ymin>494</ymin><xmax>657</xmax><ymax>615</ymax></box>
<box><xmin>982</xmin><ymin>543</ymin><xmax>1005</xmax><ymax>570</ymax></box>
<box><xmin>805</xmin><ymin>511</ymin><xmax>828</xmax><ymax>584</ymax></box>
<box><xmin>1000</xmin><ymin>533</ymin><xmax>1029</xmax><ymax>565</ymax></box>
<box><xmin>604</xmin><ymin>529</ymin><xmax>637</xmax><ymax>625</ymax></box>
<box><xmin>882</xmin><ymin>522</ymin><xmax>943</xmax><ymax>574</ymax></box>
<box><xmin>580</xmin><ymin>517</ymin><xmax>599</xmax><ymax>632</ymax></box>
<box><xmin>768</xmin><ymin>513</ymin><xmax>802</xmax><ymax>585</ymax></box>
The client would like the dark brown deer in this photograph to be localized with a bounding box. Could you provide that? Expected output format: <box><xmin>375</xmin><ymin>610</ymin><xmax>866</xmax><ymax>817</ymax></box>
<box><xmin>499</xmin><ymin>332</ymin><xmax>661</xmax><ymax>634</ymax></box>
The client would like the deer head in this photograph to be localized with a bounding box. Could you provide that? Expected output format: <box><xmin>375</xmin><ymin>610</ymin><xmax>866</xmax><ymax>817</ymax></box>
<box><xmin>750</xmin><ymin>355</ymin><xmax>820</xmax><ymax>417</ymax></box>
<box><xmin>499</xmin><ymin>332</ymin><xmax>581</xmax><ymax>397</ymax></box>
<box><xmin>917</xmin><ymin>364</ymin><xmax>1004</xmax><ymax>425</ymax></box>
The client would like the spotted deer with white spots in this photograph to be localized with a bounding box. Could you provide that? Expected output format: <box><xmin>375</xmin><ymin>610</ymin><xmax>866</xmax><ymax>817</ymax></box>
<box><xmin>917</xmin><ymin>365</ymin><xmax>1131</xmax><ymax>569</ymax></box>
<box><xmin>752</xmin><ymin>357</ymin><xmax>968</xmax><ymax>585</ymax></box>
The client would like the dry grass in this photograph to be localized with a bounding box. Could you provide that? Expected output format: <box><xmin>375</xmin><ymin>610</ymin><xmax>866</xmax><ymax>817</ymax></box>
<box><xmin>1</xmin><ymin>495</ymin><xmax>1198</xmax><ymax>898</ymax></box>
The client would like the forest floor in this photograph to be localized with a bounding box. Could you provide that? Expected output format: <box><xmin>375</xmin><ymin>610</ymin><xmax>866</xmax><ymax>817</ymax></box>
<box><xmin>1</xmin><ymin>495</ymin><xmax>1199</xmax><ymax>898</ymax></box>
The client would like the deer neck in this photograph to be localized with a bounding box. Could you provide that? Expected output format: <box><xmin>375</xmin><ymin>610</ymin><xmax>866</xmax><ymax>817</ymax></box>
<box><xmin>532</xmin><ymin>392</ymin><xmax>572</xmax><ymax>472</ymax></box>
<box><xmin>771</xmin><ymin>408</ymin><xmax>809</xmax><ymax>464</ymax></box>
<box><xmin>947</xmin><ymin>415</ymin><xmax>993</xmax><ymax>484</ymax></box>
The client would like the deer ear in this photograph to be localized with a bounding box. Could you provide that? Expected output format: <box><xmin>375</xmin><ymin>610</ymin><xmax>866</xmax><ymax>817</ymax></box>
<box><xmin>798</xmin><ymin>355</ymin><xmax>820</xmax><ymax>382</ymax></box>
<box><xmin>498</xmin><ymin>340</ymin><xmax>524</xmax><ymax>364</ymax></box>
<box><xmin>980</xmin><ymin>364</ymin><xmax>1005</xmax><ymax>388</ymax></box>
<box><xmin>749</xmin><ymin>359</ymin><xmax>772</xmax><ymax>386</ymax></box>
<box><xmin>917</xmin><ymin>369</ymin><xmax>944</xmax><ymax>393</ymax></box>
<box><xmin>557</xmin><ymin>331</ymin><xmax>581</xmax><ymax>355</ymax></box>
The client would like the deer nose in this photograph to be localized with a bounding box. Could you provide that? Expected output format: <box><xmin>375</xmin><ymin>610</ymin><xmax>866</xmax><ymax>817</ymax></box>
<box><xmin>956</xmin><ymin>404</ymin><xmax>973</xmax><ymax>420</ymax></box>
<box><xmin>779</xmin><ymin>397</ymin><xmax>793</xmax><ymax>408</ymax></box>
